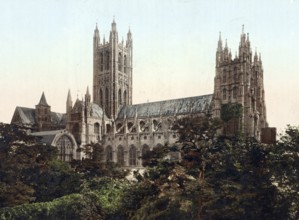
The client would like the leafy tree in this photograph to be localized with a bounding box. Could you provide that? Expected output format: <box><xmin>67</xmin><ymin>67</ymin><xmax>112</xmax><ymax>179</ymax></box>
<box><xmin>71</xmin><ymin>142</ymin><xmax>128</xmax><ymax>179</ymax></box>
<box><xmin>270</xmin><ymin>125</ymin><xmax>299</xmax><ymax>219</ymax></box>
<box><xmin>0</xmin><ymin>123</ymin><xmax>58</xmax><ymax>207</ymax></box>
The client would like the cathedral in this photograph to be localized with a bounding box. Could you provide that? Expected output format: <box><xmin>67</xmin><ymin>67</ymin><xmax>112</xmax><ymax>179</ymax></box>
<box><xmin>11</xmin><ymin>20</ymin><xmax>274</xmax><ymax>167</ymax></box>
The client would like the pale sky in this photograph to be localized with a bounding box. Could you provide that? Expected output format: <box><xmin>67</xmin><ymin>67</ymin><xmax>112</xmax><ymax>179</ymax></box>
<box><xmin>0</xmin><ymin>0</ymin><xmax>298</xmax><ymax>133</ymax></box>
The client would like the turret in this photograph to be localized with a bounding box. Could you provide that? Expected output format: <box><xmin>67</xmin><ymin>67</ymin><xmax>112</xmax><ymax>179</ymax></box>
<box><xmin>109</xmin><ymin>18</ymin><xmax>118</xmax><ymax>43</ymax></box>
<box><xmin>85</xmin><ymin>86</ymin><xmax>91</xmax><ymax>105</ymax></box>
<box><xmin>238</xmin><ymin>25</ymin><xmax>252</xmax><ymax>62</ymax></box>
<box><xmin>66</xmin><ymin>89</ymin><xmax>73</xmax><ymax>114</ymax></box>
<box><xmin>216</xmin><ymin>32</ymin><xmax>223</xmax><ymax>66</ymax></box>
<box><xmin>253</xmin><ymin>50</ymin><xmax>259</xmax><ymax>66</ymax></box>
<box><xmin>93</xmin><ymin>23</ymin><xmax>100</xmax><ymax>51</ymax></box>
<box><xmin>223</xmin><ymin>39</ymin><xmax>230</xmax><ymax>61</ymax></box>
<box><xmin>35</xmin><ymin>92</ymin><xmax>51</xmax><ymax>131</ymax></box>
<box><xmin>126</xmin><ymin>28</ymin><xmax>132</xmax><ymax>47</ymax></box>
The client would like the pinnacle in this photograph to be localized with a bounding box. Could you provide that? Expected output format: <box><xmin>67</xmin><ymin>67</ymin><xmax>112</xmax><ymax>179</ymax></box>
<box><xmin>37</xmin><ymin>92</ymin><xmax>49</xmax><ymax>106</ymax></box>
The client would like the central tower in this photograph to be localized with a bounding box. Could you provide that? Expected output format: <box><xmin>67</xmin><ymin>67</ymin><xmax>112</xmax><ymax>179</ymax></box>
<box><xmin>93</xmin><ymin>19</ymin><xmax>133</xmax><ymax>119</ymax></box>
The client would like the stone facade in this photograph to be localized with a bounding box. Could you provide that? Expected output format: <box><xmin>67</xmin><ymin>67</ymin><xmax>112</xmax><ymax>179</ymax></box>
<box><xmin>11</xmin><ymin>20</ymin><xmax>273</xmax><ymax>166</ymax></box>
<box><xmin>93</xmin><ymin>20</ymin><xmax>133</xmax><ymax>119</ymax></box>
<box><xmin>212</xmin><ymin>26</ymin><xmax>268</xmax><ymax>138</ymax></box>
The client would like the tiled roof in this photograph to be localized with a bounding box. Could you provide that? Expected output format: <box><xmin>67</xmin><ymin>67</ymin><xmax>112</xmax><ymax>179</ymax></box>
<box><xmin>117</xmin><ymin>94</ymin><xmax>213</xmax><ymax>119</ymax></box>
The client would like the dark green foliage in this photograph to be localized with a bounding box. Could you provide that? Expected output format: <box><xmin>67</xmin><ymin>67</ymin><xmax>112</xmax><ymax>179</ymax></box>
<box><xmin>1</xmin><ymin>121</ymin><xmax>299</xmax><ymax>219</ymax></box>
<box><xmin>70</xmin><ymin>159</ymin><xmax>128</xmax><ymax>179</ymax></box>
<box><xmin>0</xmin><ymin>123</ymin><xmax>59</xmax><ymax>207</ymax></box>
<box><xmin>30</xmin><ymin>160</ymin><xmax>81</xmax><ymax>202</ymax></box>
<box><xmin>221</xmin><ymin>103</ymin><xmax>243</xmax><ymax>122</ymax></box>
<box><xmin>0</xmin><ymin>193</ymin><xmax>104</xmax><ymax>220</ymax></box>
<box><xmin>269</xmin><ymin>125</ymin><xmax>299</xmax><ymax>219</ymax></box>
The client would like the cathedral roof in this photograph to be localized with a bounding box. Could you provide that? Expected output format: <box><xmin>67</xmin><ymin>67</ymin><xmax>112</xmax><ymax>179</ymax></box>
<box><xmin>91</xmin><ymin>103</ymin><xmax>106</xmax><ymax>118</ymax></box>
<box><xmin>11</xmin><ymin>106</ymin><xmax>66</xmax><ymax>127</ymax></box>
<box><xmin>117</xmin><ymin>94</ymin><xmax>213</xmax><ymax>119</ymax></box>
<box><xmin>71</xmin><ymin>100</ymin><xmax>107</xmax><ymax>119</ymax></box>
<box><xmin>31</xmin><ymin>130</ymin><xmax>64</xmax><ymax>145</ymax></box>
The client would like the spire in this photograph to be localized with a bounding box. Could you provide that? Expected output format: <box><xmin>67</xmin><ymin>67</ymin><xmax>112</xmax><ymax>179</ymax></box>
<box><xmin>259</xmin><ymin>53</ymin><xmax>262</xmax><ymax>65</ymax></box>
<box><xmin>94</xmin><ymin>23</ymin><xmax>99</xmax><ymax>37</ymax></box>
<box><xmin>67</xmin><ymin>89</ymin><xmax>72</xmax><ymax>105</ymax></box>
<box><xmin>217</xmin><ymin>32</ymin><xmax>222</xmax><ymax>51</ymax></box>
<box><xmin>37</xmin><ymin>92</ymin><xmax>49</xmax><ymax>106</ymax></box>
<box><xmin>240</xmin><ymin>25</ymin><xmax>246</xmax><ymax>46</ymax></box>
<box><xmin>94</xmin><ymin>23</ymin><xmax>100</xmax><ymax>48</ymax></box>
<box><xmin>86</xmin><ymin>86</ymin><xmax>90</xmax><ymax>95</ymax></box>
<box><xmin>85</xmin><ymin>86</ymin><xmax>91</xmax><ymax>105</ymax></box>
<box><xmin>126</xmin><ymin>27</ymin><xmax>132</xmax><ymax>47</ymax></box>
<box><xmin>111</xmin><ymin>17</ymin><xmax>117</xmax><ymax>32</ymax></box>
<box><xmin>254</xmin><ymin>48</ymin><xmax>258</xmax><ymax>60</ymax></box>
<box><xmin>110</xmin><ymin>17</ymin><xmax>118</xmax><ymax>42</ymax></box>
<box><xmin>66</xmin><ymin>89</ymin><xmax>73</xmax><ymax>115</ymax></box>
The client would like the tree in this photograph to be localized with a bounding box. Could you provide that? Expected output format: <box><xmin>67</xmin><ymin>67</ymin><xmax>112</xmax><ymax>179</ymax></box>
<box><xmin>0</xmin><ymin>123</ymin><xmax>58</xmax><ymax>207</ymax></box>
<box><xmin>270</xmin><ymin>125</ymin><xmax>299</xmax><ymax>219</ymax></box>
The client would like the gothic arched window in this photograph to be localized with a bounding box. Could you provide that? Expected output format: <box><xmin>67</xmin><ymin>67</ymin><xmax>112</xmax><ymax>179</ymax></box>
<box><xmin>118</xmin><ymin>53</ymin><xmax>122</xmax><ymax>71</ymax></box>
<box><xmin>234</xmin><ymin>67</ymin><xmax>238</xmax><ymax>81</ymax></box>
<box><xmin>223</xmin><ymin>70</ymin><xmax>227</xmax><ymax>83</ymax></box>
<box><xmin>141</xmin><ymin>144</ymin><xmax>150</xmax><ymax>166</ymax></box>
<box><xmin>223</xmin><ymin>88</ymin><xmax>227</xmax><ymax>100</ymax></box>
<box><xmin>106</xmin><ymin>145</ymin><xmax>113</xmax><ymax>162</ymax></box>
<box><xmin>94</xmin><ymin>123</ymin><xmax>100</xmax><ymax>140</ymax></box>
<box><xmin>105</xmin><ymin>87</ymin><xmax>109</xmax><ymax>113</ymax></box>
<box><xmin>124</xmin><ymin>55</ymin><xmax>127</xmax><ymax>73</ymax></box>
<box><xmin>100</xmin><ymin>53</ymin><xmax>103</xmax><ymax>71</ymax></box>
<box><xmin>233</xmin><ymin>87</ymin><xmax>238</xmax><ymax>99</ymax></box>
<box><xmin>142</xmin><ymin>144</ymin><xmax>150</xmax><ymax>157</ymax></box>
<box><xmin>56</xmin><ymin>135</ymin><xmax>74</xmax><ymax>162</ymax></box>
<box><xmin>123</xmin><ymin>90</ymin><xmax>127</xmax><ymax>106</ymax></box>
<box><xmin>117</xmin><ymin>145</ymin><xmax>124</xmax><ymax>166</ymax></box>
<box><xmin>105</xmin><ymin>51</ymin><xmax>110</xmax><ymax>70</ymax></box>
<box><xmin>100</xmin><ymin>89</ymin><xmax>103</xmax><ymax>107</ymax></box>
<box><xmin>106</xmin><ymin>124</ymin><xmax>112</xmax><ymax>133</ymax></box>
<box><xmin>257</xmin><ymin>87</ymin><xmax>261</xmax><ymax>97</ymax></box>
<box><xmin>129</xmin><ymin>145</ymin><xmax>137</xmax><ymax>166</ymax></box>
<box><xmin>118</xmin><ymin>89</ymin><xmax>122</xmax><ymax>105</ymax></box>
<box><xmin>94</xmin><ymin>123</ymin><xmax>100</xmax><ymax>134</ymax></box>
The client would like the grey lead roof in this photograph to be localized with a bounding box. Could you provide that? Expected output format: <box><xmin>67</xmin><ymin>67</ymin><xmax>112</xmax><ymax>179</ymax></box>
<box><xmin>91</xmin><ymin>103</ymin><xmax>105</xmax><ymax>118</ymax></box>
<box><xmin>117</xmin><ymin>94</ymin><xmax>213</xmax><ymax>119</ymax></box>
<box><xmin>12</xmin><ymin>106</ymin><xmax>66</xmax><ymax>126</ymax></box>
<box><xmin>31</xmin><ymin>130</ymin><xmax>65</xmax><ymax>145</ymax></box>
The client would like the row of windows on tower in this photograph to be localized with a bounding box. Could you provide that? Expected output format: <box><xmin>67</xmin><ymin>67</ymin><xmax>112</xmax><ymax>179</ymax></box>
<box><xmin>37</xmin><ymin>108</ymin><xmax>49</xmax><ymax>114</ymax></box>
<box><xmin>105</xmin><ymin>144</ymin><xmax>161</xmax><ymax>166</ymax></box>
<box><xmin>222</xmin><ymin>86</ymin><xmax>262</xmax><ymax>101</ymax></box>
<box><xmin>223</xmin><ymin>87</ymin><xmax>238</xmax><ymax>100</ymax></box>
<box><xmin>99</xmin><ymin>88</ymin><xmax>127</xmax><ymax>107</ymax></box>
<box><xmin>222</xmin><ymin>72</ymin><xmax>239</xmax><ymax>83</ymax></box>
<box><xmin>99</xmin><ymin>52</ymin><xmax>128</xmax><ymax>73</ymax></box>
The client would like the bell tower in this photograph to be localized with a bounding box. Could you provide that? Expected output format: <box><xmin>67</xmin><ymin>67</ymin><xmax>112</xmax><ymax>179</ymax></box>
<box><xmin>35</xmin><ymin>92</ymin><xmax>51</xmax><ymax>131</ymax></box>
<box><xmin>213</xmin><ymin>26</ymin><xmax>268</xmax><ymax>139</ymax></box>
<box><xmin>93</xmin><ymin>19</ymin><xmax>133</xmax><ymax>119</ymax></box>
